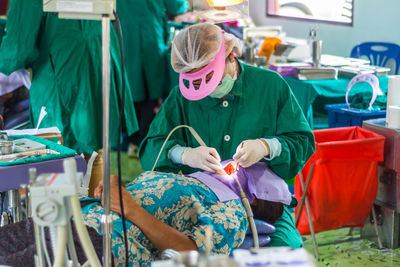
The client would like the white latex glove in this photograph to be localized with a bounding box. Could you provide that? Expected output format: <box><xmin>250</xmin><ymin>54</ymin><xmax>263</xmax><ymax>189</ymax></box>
<box><xmin>233</xmin><ymin>139</ymin><xmax>270</xmax><ymax>168</ymax></box>
<box><xmin>182</xmin><ymin>146</ymin><xmax>223</xmax><ymax>173</ymax></box>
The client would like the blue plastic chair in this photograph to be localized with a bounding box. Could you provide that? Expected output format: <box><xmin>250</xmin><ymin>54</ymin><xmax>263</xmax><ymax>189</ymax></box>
<box><xmin>350</xmin><ymin>42</ymin><xmax>400</xmax><ymax>74</ymax></box>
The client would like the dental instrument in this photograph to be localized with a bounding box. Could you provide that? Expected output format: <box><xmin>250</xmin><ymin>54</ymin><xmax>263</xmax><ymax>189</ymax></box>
<box><xmin>30</xmin><ymin>158</ymin><xmax>101</xmax><ymax>267</ymax></box>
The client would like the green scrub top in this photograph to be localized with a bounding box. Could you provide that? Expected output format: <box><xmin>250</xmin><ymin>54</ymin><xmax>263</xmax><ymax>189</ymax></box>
<box><xmin>0</xmin><ymin>0</ymin><xmax>138</xmax><ymax>153</ymax></box>
<box><xmin>140</xmin><ymin>62</ymin><xmax>315</xmax><ymax>180</ymax></box>
<box><xmin>117</xmin><ymin>0</ymin><xmax>188</xmax><ymax>103</ymax></box>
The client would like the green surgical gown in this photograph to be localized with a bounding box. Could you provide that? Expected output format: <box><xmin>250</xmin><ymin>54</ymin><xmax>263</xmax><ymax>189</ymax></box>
<box><xmin>117</xmin><ymin>0</ymin><xmax>188</xmax><ymax>102</ymax></box>
<box><xmin>140</xmin><ymin>62</ymin><xmax>315</xmax><ymax>248</ymax></box>
<box><xmin>0</xmin><ymin>0</ymin><xmax>138</xmax><ymax>153</ymax></box>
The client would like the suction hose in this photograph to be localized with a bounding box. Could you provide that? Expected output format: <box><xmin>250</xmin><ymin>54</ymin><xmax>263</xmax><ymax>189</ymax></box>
<box><xmin>151</xmin><ymin>125</ymin><xmax>206</xmax><ymax>171</ymax></box>
<box><xmin>236</xmin><ymin>179</ymin><xmax>259</xmax><ymax>249</ymax></box>
<box><xmin>64</xmin><ymin>159</ymin><xmax>102</xmax><ymax>267</ymax></box>
<box><xmin>53</xmin><ymin>226</ymin><xmax>67</xmax><ymax>267</ymax></box>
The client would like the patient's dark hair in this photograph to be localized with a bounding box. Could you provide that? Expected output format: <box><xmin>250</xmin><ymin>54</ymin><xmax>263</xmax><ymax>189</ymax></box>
<box><xmin>251</xmin><ymin>199</ymin><xmax>284</xmax><ymax>224</ymax></box>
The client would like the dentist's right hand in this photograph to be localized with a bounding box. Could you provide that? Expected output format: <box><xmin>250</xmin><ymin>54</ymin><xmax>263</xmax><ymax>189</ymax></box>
<box><xmin>182</xmin><ymin>146</ymin><xmax>223</xmax><ymax>173</ymax></box>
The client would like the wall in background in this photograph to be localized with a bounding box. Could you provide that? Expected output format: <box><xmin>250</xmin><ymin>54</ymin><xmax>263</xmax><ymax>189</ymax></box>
<box><xmin>250</xmin><ymin>0</ymin><xmax>400</xmax><ymax>57</ymax></box>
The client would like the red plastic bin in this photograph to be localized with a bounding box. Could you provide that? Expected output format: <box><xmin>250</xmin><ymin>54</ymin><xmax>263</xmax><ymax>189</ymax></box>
<box><xmin>295</xmin><ymin>126</ymin><xmax>385</xmax><ymax>235</ymax></box>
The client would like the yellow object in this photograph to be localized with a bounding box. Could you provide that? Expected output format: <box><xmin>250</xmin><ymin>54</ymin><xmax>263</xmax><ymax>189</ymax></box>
<box><xmin>84</xmin><ymin>149</ymin><xmax>104</xmax><ymax>197</ymax></box>
<box><xmin>258</xmin><ymin>37</ymin><xmax>282</xmax><ymax>62</ymax></box>
<box><xmin>206</xmin><ymin>0</ymin><xmax>243</xmax><ymax>7</ymax></box>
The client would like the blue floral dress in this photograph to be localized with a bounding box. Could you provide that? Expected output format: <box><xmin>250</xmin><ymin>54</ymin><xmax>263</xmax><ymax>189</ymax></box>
<box><xmin>81</xmin><ymin>171</ymin><xmax>248</xmax><ymax>266</ymax></box>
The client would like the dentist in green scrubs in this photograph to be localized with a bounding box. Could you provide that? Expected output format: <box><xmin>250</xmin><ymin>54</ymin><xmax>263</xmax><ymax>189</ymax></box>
<box><xmin>140</xmin><ymin>23</ymin><xmax>315</xmax><ymax>248</ymax></box>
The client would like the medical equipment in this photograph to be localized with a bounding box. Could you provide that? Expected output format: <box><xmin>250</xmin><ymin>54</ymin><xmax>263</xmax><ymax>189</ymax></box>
<box><xmin>0</xmin><ymin>132</ymin><xmax>7</xmax><ymax>140</ymax></box>
<box><xmin>361</xmin><ymin>118</ymin><xmax>400</xmax><ymax>248</ymax></box>
<box><xmin>243</xmin><ymin>27</ymin><xmax>282</xmax><ymax>65</ymax></box>
<box><xmin>243</xmin><ymin>26</ymin><xmax>282</xmax><ymax>41</ymax></box>
<box><xmin>43</xmin><ymin>0</ymin><xmax>115</xmax><ymax>20</ymax></box>
<box><xmin>311</xmin><ymin>40</ymin><xmax>322</xmax><ymax>68</ymax></box>
<box><xmin>151</xmin><ymin>125</ymin><xmax>259</xmax><ymax>250</ymax></box>
<box><xmin>42</xmin><ymin>1</ymin><xmax>116</xmax><ymax>265</ymax></box>
<box><xmin>219</xmin><ymin>161</ymin><xmax>259</xmax><ymax>249</ymax></box>
<box><xmin>154</xmin><ymin>247</ymin><xmax>316</xmax><ymax>267</ymax></box>
<box><xmin>192</xmin><ymin>0</ymin><xmax>249</xmax><ymax>23</ymax></box>
<box><xmin>295</xmin><ymin>66</ymin><xmax>338</xmax><ymax>80</ymax></box>
<box><xmin>0</xmin><ymin>149</ymin><xmax>60</xmax><ymax>162</ymax></box>
<box><xmin>158</xmin><ymin>227</ymin><xmax>240</xmax><ymax>267</ymax></box>
<box><xmin>13</xmin><ymin>138</ymin><xmax>47</xmax><ymax>153</ymax></box>
<box><xmin>0</xmin><ymin>140</ymin><xmax>12</xmax><ymax>155</ymax></box>
<box><xmin>30</xmin><ymin>158</ymin><xmax>101</xmax><ymax>267</ymax></box>
<box><xmin>233</xmin><ymin>247</ymin><xmax>316</xmax><ymax>267</ymax></box>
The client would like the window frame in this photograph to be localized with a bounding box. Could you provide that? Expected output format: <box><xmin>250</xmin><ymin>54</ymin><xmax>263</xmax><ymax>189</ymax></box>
<box><xmin>266</xmin><ymin>0</ymin><xmax>354</xmax><ymax>26</ymax></box>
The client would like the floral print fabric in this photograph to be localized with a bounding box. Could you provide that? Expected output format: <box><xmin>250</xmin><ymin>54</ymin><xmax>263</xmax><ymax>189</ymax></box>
<box><xmin>81</xmin><ymin>171</ymin><xmax>248</xmax><ymax>266</ymax></box>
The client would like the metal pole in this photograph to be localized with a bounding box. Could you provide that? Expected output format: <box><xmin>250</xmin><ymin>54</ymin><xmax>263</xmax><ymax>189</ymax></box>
<box><xmin>371</xmin><ymin>206</ymin><xmax>383</xmax><ymax>249</ymax></box>
<box><xmin>8</xmin><ymin>189</ymin><xmax>21</xmax><ymax>223</ymax></box>
<box><xmin>101</xmin><ymin>14</ymin><xmax>113</xmax><ymax>267</ymax></box>
<box><xmin>26</xmin><ymin>168</ymin><xmax>37</xmax><ymax>218</ymax></box>
<box><xmin>295</xmin><ymin>164</ymin><xmax>315</xmax><ymax>226</ymax></box>
<box><xmin>298</xmin><ymin>169</ymin><xmax>319</xmax><ymax>260</ymax></box>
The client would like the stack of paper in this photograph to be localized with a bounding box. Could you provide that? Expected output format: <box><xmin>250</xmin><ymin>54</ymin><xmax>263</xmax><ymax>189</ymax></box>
<box><xmin>321</xmin><ymin>54</ymin><xmax>370</xmax><ymax>67</ymax></box>
<box><xmin>4</xmin><ymin>126</ymin><xmax>60</xmax><ymax>136</ymax></box>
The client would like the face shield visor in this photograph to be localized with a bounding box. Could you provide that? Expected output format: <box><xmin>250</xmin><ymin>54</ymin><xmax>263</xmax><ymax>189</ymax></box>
<box><xmin>178</xmin><ymin>32</ymin><xmax>226</xmax><ymax>101</ymax></box>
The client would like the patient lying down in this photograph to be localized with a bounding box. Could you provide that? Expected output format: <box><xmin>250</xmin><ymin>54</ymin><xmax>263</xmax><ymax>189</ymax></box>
<box><xmin>81</xmin><ymin>161</ymin><xmax>291</xmax><ymax>266</ymax></box>
<box><xmin>0</xmin><ymin>163</ymin><xmax>291</xmax><ymax>267</ymax></box>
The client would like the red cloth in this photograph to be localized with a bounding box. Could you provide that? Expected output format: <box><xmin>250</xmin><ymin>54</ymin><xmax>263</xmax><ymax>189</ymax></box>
<box><xmin>295</xmin><ymin>126</ymin><xmax>385</xmax><ymax>235</ymax></box>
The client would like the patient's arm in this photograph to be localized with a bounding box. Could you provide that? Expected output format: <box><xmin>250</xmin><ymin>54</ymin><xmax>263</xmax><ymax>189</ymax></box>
<box><xmin>94</xmin><ymin>175</ymin><xmax>198</xmax><ymax>252</ymax></box>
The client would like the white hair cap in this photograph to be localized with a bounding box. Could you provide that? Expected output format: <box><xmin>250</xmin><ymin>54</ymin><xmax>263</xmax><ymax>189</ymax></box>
<box><xmin>171</xmin><ymin>23</ymin><xmax>242</xmax><ymax>74</ymax></box>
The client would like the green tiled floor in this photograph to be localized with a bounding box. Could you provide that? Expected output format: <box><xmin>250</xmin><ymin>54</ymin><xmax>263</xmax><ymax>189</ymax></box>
<box><xmin>303</xmin><ymin>229</ymin><xmax>400</xmax><ymax>266</ymax></box>
<box><xmin>111</xmin><ymin>150</ymin><xmax>400</xmax><ymax>266</ymax></box>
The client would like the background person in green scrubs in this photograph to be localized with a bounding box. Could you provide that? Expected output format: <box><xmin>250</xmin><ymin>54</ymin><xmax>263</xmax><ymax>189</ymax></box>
<box><xmin>140</xmin><ymin>23</ymin><xmax>315</xmax><ymax>248</ymax></box>
<box><xmin>0</xmin><ymin>0</ymin><xmax>139</xmax><ymax>196</ymax></box>
<box><xmin>118</xmin><ymin>0</ymin><xmax>188</xmax><ymax>158</ymax></box>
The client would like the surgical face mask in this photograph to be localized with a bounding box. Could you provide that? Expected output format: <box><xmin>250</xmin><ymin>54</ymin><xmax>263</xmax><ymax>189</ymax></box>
<box><xmin>209</xmin><ymin>72</ymin><xmax>237</xmax><ymax>98</ymax></box>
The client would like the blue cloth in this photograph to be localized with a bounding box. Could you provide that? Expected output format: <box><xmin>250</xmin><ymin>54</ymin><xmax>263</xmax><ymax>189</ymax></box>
<box><xmin>81</xmin><ymin>171</ymin><xmax>248</xmax><ymax>266</ymax></box>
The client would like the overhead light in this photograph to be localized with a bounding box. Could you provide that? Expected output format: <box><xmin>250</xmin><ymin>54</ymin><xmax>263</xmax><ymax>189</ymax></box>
<box><xmin>206</xmin><ymin>0</ymin><xmax>243</xmax><ymax>7</ymax></box>
<box><xmin>193</xmin><ymin>0</ymin><xmax>249</xmax><ymax>23</ymax></box>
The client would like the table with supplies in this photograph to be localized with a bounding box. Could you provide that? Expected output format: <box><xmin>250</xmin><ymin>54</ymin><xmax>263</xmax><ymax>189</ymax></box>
<box><xmin>0</xmin><ymin>135</ymin><xmax>86</xmax><ymax>224</ymax></box>
<box><xmin>285</xmin><ymin>76</ymin><xmax>389</xmax><ymax>128</ymax></box>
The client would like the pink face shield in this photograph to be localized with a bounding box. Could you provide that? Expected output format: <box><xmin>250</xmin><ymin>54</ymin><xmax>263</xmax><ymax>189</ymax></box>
<box><xmin>179</xmin><ymin>32</ymin><xmax>226</xmax><ymax>101</ymax></box>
